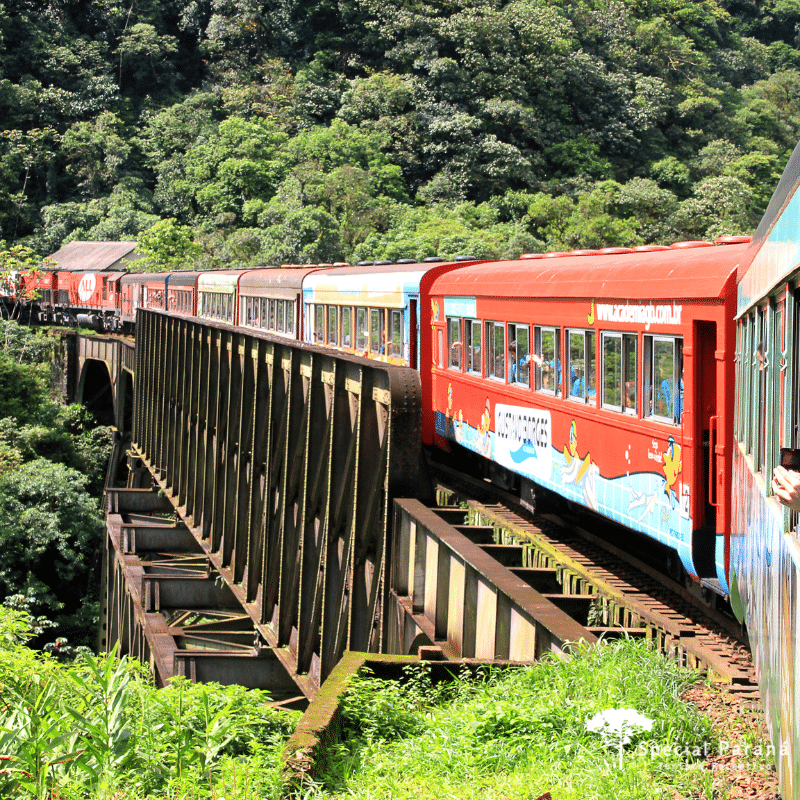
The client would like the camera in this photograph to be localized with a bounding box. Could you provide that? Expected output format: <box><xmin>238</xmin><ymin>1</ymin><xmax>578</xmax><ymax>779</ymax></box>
<box><xmin>780</xmin><ymin>447</ymin><xmax>800</xmax><ymax>472</ymax></box>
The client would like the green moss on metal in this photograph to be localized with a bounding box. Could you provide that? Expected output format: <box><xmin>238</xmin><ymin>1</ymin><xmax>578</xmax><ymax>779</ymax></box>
<box><xmin>282</xmin><ymin>652</ymin><xmax>418</xmax><ymax>792</ymax></box>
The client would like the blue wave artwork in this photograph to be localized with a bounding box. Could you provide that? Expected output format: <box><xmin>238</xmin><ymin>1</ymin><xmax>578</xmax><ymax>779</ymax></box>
<box><xmin>510</xmin><ymin>442</ymin><xmax>538</xmax><ymax>463</ymax></box>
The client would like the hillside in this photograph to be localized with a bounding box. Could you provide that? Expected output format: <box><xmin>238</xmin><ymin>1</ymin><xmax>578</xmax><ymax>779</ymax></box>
<box><xmin>2</xmin><ymin>0</ymin><xmax>799</xmax><ymax>263</ymax></box>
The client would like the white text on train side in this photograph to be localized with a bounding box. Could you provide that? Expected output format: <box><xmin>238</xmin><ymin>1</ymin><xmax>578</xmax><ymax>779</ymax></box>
<box><xmin>594</xmin><ymin>302</ymin><xmax>682</xmax><ymax>329</ymax></box>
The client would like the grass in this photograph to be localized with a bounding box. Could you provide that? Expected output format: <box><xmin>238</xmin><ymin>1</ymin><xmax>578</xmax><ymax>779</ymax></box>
<box><xmin>304</xmin><ymin>639</ymin><xmax>730</xmax><ymax>800</ymax></box>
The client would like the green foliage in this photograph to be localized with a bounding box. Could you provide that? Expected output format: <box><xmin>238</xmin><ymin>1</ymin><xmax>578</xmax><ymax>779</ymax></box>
<box><xmin>0</xmin><ymin>614</ymin><xmax>301</xmax><ymax>799</ymax></box>
<box><xmin>0</xmin><ymin>459</ymin><xmax>104</xmax><ymax>623</ymax></box>
<box><xmin>0</xmin><ymin>323</ymin><xmax>111</xmax><ymax>646</ymax></box>
<box><xmin>136</xmin><ymin>218</ymin><xmax>203</xmax><ymax>271</ymax></box>
<box><xmin>316</xmin><ymin>640</ymin><xmax>719</xmax><ymax>799</ymax></box>
<box><xmin>3</xmin><ymin>0</ymin><xmax>800</xmax><ymax>254</ymax></box>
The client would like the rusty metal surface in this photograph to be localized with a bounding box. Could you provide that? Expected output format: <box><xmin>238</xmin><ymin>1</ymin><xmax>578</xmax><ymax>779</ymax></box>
<box><xmin>457</xmin><ymin>495</ymin><xmax>755</xmax><ymax>685</ymax></box>
<box><xmin>114</xmin><ymin>309</ymin><xmax>424</xmax><ymax>694</ymax></box>
<box><xmin>388</xmin><ymin>499</ymin><xmax>598</xmax><ymax>660</ymax></box>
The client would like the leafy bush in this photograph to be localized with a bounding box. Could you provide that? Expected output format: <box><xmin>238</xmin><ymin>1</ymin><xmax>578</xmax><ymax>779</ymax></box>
<box><xmin>0</xmin><ymin>609</ymin><xmax>301</xmax><ymax>799</ymax></box>
<box><xmin>318</xmin><ymin>640</ymin><xmax>715</xmax><ymax>800</ymax></box>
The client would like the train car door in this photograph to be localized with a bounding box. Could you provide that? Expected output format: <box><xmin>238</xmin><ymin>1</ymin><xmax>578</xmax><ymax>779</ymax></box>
<box><xmin>694</xmin><ymin>320</ymin><xmax>719</xmax><ymax>575</ymax></box>
<box><xmin>409</xmin><ymin>296</ymin><xmax>418</xmax><ymax>369</ymax></box>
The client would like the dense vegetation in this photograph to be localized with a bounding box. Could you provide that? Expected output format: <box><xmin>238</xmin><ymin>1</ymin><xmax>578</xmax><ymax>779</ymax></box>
<box><xmin>310</xmin><ymin>640</ymin><xmax>771</xmax><ymax>799</ymax></box>
<box><xmin>0</xmin><ymin>607</ymin><xmax>300</xmax><ymax>799</ymax></box>
<box><xmin>0</xmin><ymin>320</ymin><xmax>112</xmax><ymax>650</ymax></box>
<box><xmin>2</xmin><ymin>0</ymin><xmax>800</xmax><ymax>264</ymax></box>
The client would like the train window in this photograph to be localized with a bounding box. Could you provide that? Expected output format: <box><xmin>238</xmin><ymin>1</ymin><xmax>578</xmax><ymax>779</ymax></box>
<box><xmin>485</xmin><ymin>321</ymin><xmax>505</xmax><ymax>380</ymax></box>
<box><xmin>624</xmin><ymin>335</ymin><xmax>636</xmax><ymax>412</ymax></box>
<box><xmin>370</xmin><ymin>308</ymin><xmax>385</xmax><ymax>353</ymax></box>
<box><xmin>465</xmin><ymin>319</ymin><xmax>481</xmax><ymax>374</ymax></box>
<box><xmin>448</xmin><ymin>318</ymin><xmax>462</xmax><ymax>370</ymax></box>
<box><xmin>356</xmin><ymin>308</ymin><xmax>367</xmax><ymax>350</ymax></box>
<box><xmin>643</xmin><ymin>335</ymin><xmax>682</xmax><ymax>423</ymax></box>
<box><xmin>602</xmin><ymin>332</ymin><xmax>636</xmax><ymax>413</ymax></box>
<box><xmin>327</xmin><ymin>305</ymin><xmax>337</xmax><ymax>345</ymax></box>
<box><xmin>773</xmin><ymin>301</ymin><xmax>784</xmax><ymax>473</ymax></box>
<box><xmin>437</xmin><ymin>328</ymin><xmax>444</xmax><ymax>368</ymax></box>
<box><xmin>341</xmin><ymin>307</ymin><xmax>352</xmax><ymax>347</ymax></box>
<box><xmin>391</xmin><ymin>310</ymin><xmax>403</xmax><ymax>357</ymax></box>
<box><xmin>534</xmin><ymin>326</ymin><xmax>561</xmax><ymax>395</ymax></box>
<box><xmin>568</xmin><ymin>329</ymin><xmax>596</xmax><ymax>402</ymax></box>
<box><xmin>102</xmin><ymin>277</ymin><xmax>107</xmax><ymax>301</ymax></box>
<box><xmin>275</xmin><ymin>299</ymin><xmax>283</xmax><ymax>332</ymax></box>
<box><xmin>756</xmin><ymin>306</ymin><xmax>769</xmax><ymax>473</ymax></box>
<box><xmin>287</xmin><ymin>301</ymin><xmax>295</xmax><ymax>335</ymax></box>
<box><xmin>314</xmin><ymin>304</ymin><xmax>324</xmax><ymax>343</ymax></box>
<box><xmin>508</xmin><ymin>323</ymin><xmax>530</xmax><ymax>386</ymax></box>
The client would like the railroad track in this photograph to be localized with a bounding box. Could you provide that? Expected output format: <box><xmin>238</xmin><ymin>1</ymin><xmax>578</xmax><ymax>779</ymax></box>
<box><xmin>429</xmin><ymin>461</ymin><xmax>757</xmax><ymax>692</ymax></box>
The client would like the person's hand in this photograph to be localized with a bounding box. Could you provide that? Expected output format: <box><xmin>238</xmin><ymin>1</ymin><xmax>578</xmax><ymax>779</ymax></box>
<box><xmin>772</xmin><ymin>465</ymin><xmax>800</xmax><ymax>511</ymax></box>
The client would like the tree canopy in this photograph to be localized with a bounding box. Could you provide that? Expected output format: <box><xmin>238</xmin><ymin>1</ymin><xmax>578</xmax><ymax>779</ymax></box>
<box><xmin>1</xmin><ymin>0</ymin><xmax>799</xmax><ymax>262</ymax></box>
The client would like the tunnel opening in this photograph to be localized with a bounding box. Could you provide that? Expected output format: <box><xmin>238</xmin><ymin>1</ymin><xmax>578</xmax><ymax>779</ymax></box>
<box><xmin>79</xmin><ymin>359</ymin><xmax>115</xmax><ymax>427</ymax></box>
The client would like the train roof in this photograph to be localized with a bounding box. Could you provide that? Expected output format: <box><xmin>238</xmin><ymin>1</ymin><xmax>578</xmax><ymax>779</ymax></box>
<box><xmin>430</xmin><ymin>245</ymin><xmax>746</xmax><ymax>301</ymax></box>
<box><xmin>239</xmin><ymin>266</ymin><xmax>323</xmax><ymax>294</ymax></box>
<box><xmin>48</xmin><ymin>241</ymin><xmax>140</xmax><ymax>272</ymax></box>
<box><xmin>303</xmin><ymin>261</ymin><xmax>473</xmax><ymax>306</ymax></box>
<box><xmin>167</xmin><ymin>271</ymin><xmax>201</xmax><ymax>288</ymax></box>
<box><xmin>197</xmin><ymin>271</ymin><xmax>248</xmax><ymax>293</ymax></box>
<box><xmin>738</xmin><ymin>139</ymin><xmax>800</xmax><ymax>315</ymax></box>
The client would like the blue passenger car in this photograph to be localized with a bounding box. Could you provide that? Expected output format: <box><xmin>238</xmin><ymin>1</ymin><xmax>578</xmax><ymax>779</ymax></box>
<box><xmin>732</xmin><ymin>139</ymin><xmax>800</xmax><ymax>800</ymax></box>
<box><xmin>302</xmin><ymin>261</ymin><xmax>478</xmax><ymax>368</ymax></box>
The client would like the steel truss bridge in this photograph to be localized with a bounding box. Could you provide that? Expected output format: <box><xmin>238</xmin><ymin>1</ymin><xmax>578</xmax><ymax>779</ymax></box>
<box><xmin>74</xmin><ymin>311</ymin><xmax>594</xmax><ymax>702</ymax></box>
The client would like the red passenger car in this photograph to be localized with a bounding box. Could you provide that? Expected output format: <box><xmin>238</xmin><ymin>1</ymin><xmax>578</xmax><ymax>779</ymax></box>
<box><xmin>427</xmin><ymin>241</ymin><xmax>748</xmax><ymax>593</ymax></box>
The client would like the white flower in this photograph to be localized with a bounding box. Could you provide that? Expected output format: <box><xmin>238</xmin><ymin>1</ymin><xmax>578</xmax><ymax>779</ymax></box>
<box><xmin>585</xmin><ymin>708</ymin><xmax>654</xmax><ymax>768</ymax></box>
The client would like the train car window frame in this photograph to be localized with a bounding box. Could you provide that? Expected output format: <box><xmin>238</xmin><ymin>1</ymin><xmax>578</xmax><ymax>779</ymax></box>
<box><xmin>644</xmin><ymin>335</ymin><xmax>682</xmax><ymax>424</ymax></box>
<box><xmin>370</xmin><ymin>308</ymin><xmax>385</xmax><ymax>354</ymax></box>
<box><xmin>601</xmin><ymin>332</ymin><xmax>637</xmax><ymax>414</ymax></box>
<box><xmin>390</xmin><ymin>310</ymin><xmax>403</xmax><ymax>358</ymax></box>
<box><xmin>341</xmin><ymin>306</ymin><xmax>352</xmax><ymax>347</ymax></box>
<box><xmin>485</xmin><ymin>321</ymin><xmax>505</xmax><ymax>380</ymax></box>
<box><xmin>356</xmin><ymin>308</ymin><xmax>367</xmax><ymax>351</ymax></box>
<box><xmin>447</xmin><ymin>317</ymin><xmax>462</xmax><ymax>370</ymax></box>
<box><xmin>756</xmin><ymin>305</ymin><xmax>769</xmax><ymax>473</ymax></box>
<box><xmin>772</xmin><ymin>299</ymin><xmax>784</xmax><ymax>475</ymax></box>
<box><xmin>287</xmin><ymin>299</ymin><xmax>295</xmax><ymax>336</ymax></box>
<box><xmin>508</xmin><ymin>323</ymin><xmax>530</xmax><ymax>387</ymax></box>
<box><xmin>534</xmin><ymin>325</ymin><xmax>561</xmax><ymax>396</ymax></box>
<box><xmin>567</xmin><ymin>329</ymin><xmax>596</xmax><ymax>403</ymax></box>
<box><xmin>327</xmin><ymin>305</ymin><xmax>337</xmax><ymax>345</ymax></box>
<box><xmin>276</xmin><ymin>298</ymin><xmax>284</xmax><ymax>332</ymax></box>
<box><xmin>465</xmin><ymin>319</ymin><xmax>481</xmax><ymax>375</ymax></box>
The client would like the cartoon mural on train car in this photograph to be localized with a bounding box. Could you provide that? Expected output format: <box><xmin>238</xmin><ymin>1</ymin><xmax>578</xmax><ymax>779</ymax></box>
<box><xmin>435</xmin><ymin>391</ymin><xmax>696</xmax><ymax>579</ymax></box>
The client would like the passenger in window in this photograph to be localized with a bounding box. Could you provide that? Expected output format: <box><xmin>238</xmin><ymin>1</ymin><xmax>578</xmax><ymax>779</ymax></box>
<box><xmin>571</xmin><ymin>369</ymin><xmax>584</xmax><ymax>397</ymax></box>
<box><xmin>773</xmin><ymin>465</ymin><xmax>800</xmax><ymax>511</ymax></box>
<box><xmin>508</xmin><ymin>341</ymin><xmax>529</xmax><ymax>383</ymax></box>
<box><xmin>532</xmin><ymin>352</ymin><xmax>560</xmax><ymax>390</ymax></box>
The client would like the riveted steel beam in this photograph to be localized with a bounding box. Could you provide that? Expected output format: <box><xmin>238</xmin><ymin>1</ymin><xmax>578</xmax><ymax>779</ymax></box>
<box><xmin>111</xmin><ymin>309</ymin><xmax>424</xmax><ymax>694</ymax></box>
<box><xmin>388</xmin><ymin>500</ymin><xmax>598</xmax><ymax>660</ymax></box>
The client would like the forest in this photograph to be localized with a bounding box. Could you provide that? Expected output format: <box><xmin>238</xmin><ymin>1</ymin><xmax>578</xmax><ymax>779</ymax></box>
<box><xmin>2</xmin><ymin>0</ymin><xmax>800</xmax><ymax>265</ymax></box>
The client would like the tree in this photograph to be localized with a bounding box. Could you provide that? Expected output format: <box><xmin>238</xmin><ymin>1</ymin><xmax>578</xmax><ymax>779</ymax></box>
<box><xmin>0</xmin><ymin>244</ymin><xmax>52</xmax><ymax>320</ymax></box>
<box><xmin>136</xmin><ymin>219</ymin><xmax>202</xmax><ymax>271</ymax></box>
<box><xmin>0</xmin><ymin>459</ymin><xmax>104</xmax><ymax>627</ymax></box>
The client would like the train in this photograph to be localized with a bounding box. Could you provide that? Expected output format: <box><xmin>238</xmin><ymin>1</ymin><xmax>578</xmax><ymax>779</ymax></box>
<box><xmin>731</xmin><ymin>138</ymin><xmax>800</xmax><ymax>799</ymax></box>
<box><xmin>5</xmin><ymin>189</ymin><xmax>799</xmax><ymax>796</ymax></box>
<box><xmin>11</xmin><ymin>239</ymin><xmax>751</xmax><ymax>600</ymax></box>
